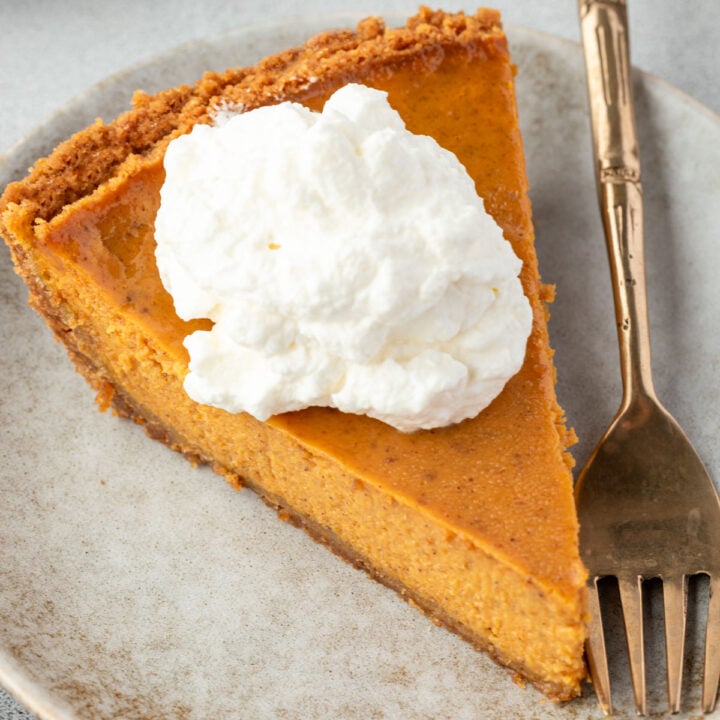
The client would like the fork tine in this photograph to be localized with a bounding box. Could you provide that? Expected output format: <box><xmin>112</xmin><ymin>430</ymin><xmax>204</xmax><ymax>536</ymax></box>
<box><xmin>703</xmin><ymin>574</ymin><xmax>720</xmax><ymax>713</ymax></box>
<box><xmin>586</xmin><ymin>577</ymin><xmax>613</xmax><ymax>715</ymax></box>
<box><xmin>662</xmin><ymin>575</ymin><xmax>687</xmax><ymax>713</ymax></box>
<box><xmin>618</xmin><ymin>575</ymin><xmax>647</xmax><ymax>715</ymax></box>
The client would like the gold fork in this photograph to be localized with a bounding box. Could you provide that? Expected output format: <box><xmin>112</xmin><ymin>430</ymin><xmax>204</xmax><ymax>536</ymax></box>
<box><xmin>576</xmin><ymin>0</ymin><xmax>720</xmax><ymax>715</ymax></box>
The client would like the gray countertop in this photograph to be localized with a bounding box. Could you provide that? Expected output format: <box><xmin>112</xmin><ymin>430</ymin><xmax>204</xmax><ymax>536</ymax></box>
<box><xmin>1</xmin><ymin>1</ymin><xmax>718</xmax><ymax>719</ymax></box>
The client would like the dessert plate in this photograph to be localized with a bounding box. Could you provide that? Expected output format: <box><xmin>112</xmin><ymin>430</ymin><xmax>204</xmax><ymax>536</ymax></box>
<box><xmin>1</xmin><ymin>16</ymin><xmax>719</xmax><ymax>720</ymax></box>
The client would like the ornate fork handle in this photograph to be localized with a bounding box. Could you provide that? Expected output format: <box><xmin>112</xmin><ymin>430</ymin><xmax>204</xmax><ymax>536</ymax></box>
<box><xmin>580</xmin><ymin>0</ymin><xmax>654</xmax><ymax>403</ymax></box>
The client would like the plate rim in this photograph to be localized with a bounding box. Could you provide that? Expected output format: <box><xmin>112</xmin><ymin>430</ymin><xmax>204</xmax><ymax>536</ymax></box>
<box><xmin>1</xmin><ymin>15</ymin><xmax>717</xmax><ymax>189</ymax></box>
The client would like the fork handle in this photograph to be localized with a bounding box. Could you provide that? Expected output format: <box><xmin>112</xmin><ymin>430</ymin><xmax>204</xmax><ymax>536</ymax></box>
<box><xmin>579</xmin><ymin>0</ymin><xmax>656</xmax><ymax>401</ymax></box>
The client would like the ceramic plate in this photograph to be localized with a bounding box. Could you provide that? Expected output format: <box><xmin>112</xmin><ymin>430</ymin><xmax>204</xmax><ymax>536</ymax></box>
<box><xmin>1</xmin><ymin>16</ymin><xmax>719</xmax><ymax>720</ymax></box>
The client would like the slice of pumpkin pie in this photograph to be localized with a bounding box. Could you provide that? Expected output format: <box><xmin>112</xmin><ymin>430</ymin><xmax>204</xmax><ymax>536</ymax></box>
<box><xmin>0</xmin><ymin>7</ymin><xmax>587</xmax><ymax>701</ymax></box>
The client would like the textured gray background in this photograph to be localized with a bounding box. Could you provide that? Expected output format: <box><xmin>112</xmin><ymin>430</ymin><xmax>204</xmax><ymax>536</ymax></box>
<box><xmin>1</xmin><ymin>1</ymin><xmax>718</xmax><ymax>718</ymax></box>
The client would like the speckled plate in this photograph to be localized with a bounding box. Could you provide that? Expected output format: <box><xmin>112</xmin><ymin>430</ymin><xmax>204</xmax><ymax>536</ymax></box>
<box><xmin>1</xmin><ymin>16</ymin><xmax>719</xmax><ymax>720</ymax></box>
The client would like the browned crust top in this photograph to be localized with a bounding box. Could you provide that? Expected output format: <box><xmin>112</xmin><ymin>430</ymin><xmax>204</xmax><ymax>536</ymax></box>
<box><xmin>0</xmin><ymin>7</ymin><xmax>503</xmax><ymax>230</ymax></box>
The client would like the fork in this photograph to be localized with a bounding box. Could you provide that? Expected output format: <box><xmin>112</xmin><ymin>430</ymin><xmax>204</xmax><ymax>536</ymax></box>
<box><xmin>575</xmin><ymin>0</ymin><xmax>720</xmax><ymax>715</ymax></box>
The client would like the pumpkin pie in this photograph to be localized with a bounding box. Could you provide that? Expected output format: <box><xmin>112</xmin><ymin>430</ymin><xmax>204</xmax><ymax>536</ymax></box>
<box><xmin>0</xmin><ymin>8</ymin><xmax>588</xmax><ymax>702</ymax></box>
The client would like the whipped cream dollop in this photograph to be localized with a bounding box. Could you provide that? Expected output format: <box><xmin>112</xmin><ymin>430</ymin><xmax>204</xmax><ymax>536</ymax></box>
<box><xmin>155</xmin><ymin>84</ymin><xmax>532</xmax><ymax>432</ymax></box>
